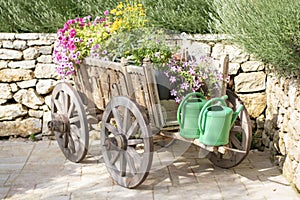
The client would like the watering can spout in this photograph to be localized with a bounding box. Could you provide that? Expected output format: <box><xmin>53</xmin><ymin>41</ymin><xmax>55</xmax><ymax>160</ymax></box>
<box><xmin>230</xmin><ymin>105</ymin><xmax>244</xmax><ymax>127</ymax></box>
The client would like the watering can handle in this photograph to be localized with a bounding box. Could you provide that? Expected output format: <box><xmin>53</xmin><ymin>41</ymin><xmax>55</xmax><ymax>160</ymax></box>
<box><xmin>177</xmin><ymin>92</ymin><xmax>206</xmax><ymax>126</ymax></box>
<box><xmin>198</xmin><ymin>95</ymin><xmax>228</xmax><ymax>134</ymax></box>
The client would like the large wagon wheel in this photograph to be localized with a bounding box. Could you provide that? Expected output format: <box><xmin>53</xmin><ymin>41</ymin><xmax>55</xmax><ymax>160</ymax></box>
<box><xmin>208</xmin><ymin>89</ymin><xmax>252</xmax><ymax>168</ymax></box>
<box><xmin>49</xmin><ymin>82</ymin><xmax>89</xmax><ymax>163</ymax></box>
<box><xmin>101</xmin><ymin>96</ymin><xmax>153</xmax><ymax>188</ymax></box>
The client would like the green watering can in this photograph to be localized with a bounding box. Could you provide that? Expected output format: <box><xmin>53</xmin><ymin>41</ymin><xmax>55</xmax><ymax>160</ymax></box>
<box><xmin>177</xmin><ymin>92</ymin><xmax>207</xmax><ymax>138</ymax></box>
<box><xmin>198</xmin><ymin>95</ymin><xmax>244</xmax><ymax>146</ymax></box>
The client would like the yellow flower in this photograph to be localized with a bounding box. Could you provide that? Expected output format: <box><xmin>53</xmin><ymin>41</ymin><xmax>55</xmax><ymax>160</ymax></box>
<box><xmin>117</xmin><ymin>2</ymin><xmax>123</xmax><ymax>9</ymax></box>
<box><xmin>116</xmin><ymin>11</ymin><xmax>123</xmax><ymax>16</ymax></box>
<box><xmin>110</xmin><ymin>9</ymin><xmax>117</xmax><ymax>14</ymax></box>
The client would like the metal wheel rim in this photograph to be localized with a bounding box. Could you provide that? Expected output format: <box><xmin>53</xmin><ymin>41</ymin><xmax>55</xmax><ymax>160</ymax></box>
<box><xmin>51</xmin><ymin>82</ymin><xmax>89</xmax><ymax>163</ymax></box>
<box><xmin>208</xmin><ymin>89</ymin><xmax>252</xmax><ymax>168</ymax></box>
<box><xmin>101</xmin><ymin>96</ymin><xmax>153</xmax><ymax>188</ymax></box>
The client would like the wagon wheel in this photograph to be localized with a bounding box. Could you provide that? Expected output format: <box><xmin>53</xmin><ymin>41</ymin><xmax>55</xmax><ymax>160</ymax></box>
<box><xmin>101</xmin><ymin>96</ymin><xmax>153</xmax><ymax>188</ymax></box>
<box><xmin>50</xmin><ymin>82</ymin><xmax>89</xmax><ymax>163</ymax></box>
<box><xmin>208</xmin><ymin>89</ymin><xmax>252</xmax><ymax>168</ymax></box>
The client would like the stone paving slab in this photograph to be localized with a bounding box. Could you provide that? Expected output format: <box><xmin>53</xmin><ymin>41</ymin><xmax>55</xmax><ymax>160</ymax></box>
<box><xmin>0</xmin><ymin>139</ymin><xmax>299</xmax><ymax>200</ymax></box>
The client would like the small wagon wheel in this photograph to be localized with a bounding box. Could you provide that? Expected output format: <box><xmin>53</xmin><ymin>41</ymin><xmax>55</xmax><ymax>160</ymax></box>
<box><xmin>101</xmin><ymin>96</ymin><xmax>153</xmax><ymax>188</ymax></box>
<box><xmin>49</xmin><ymin>82</ymin><xmax>89</xmax><ymax>163</ymax></box>
<box><xmin>208</xmin><ymin>89</ymin><xmax>252</xmax><ymax>168</ymax></box>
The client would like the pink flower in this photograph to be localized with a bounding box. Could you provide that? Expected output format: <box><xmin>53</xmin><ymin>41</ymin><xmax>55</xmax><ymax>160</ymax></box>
<box><xmin>104</xmin><ymin>10</ymin><xmax>109</xmax><ymax>16</ymax></box>
<box><xmin>68</xmin><ymin>43</ymin><xmax>76</xmax><ymax>51</ymax></box>
<box><xmin>69</xmin><ymin>29</ymin><xmax>76</xmax><ymax>38</ymax></box>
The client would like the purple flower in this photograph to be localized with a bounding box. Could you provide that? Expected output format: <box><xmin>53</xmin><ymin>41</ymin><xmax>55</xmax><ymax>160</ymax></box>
<box><xmin>175</xmin><ymin>97</ymin><xmax>181</xmax><ymax>103</ymax></box>
<box><xmin>70</xmin><ymin>54</ymin><xmax>77</xmax><ymax>60</ymax></box>
<box><xmin>170</xmin><ymin>89</ymin><xmax>177</xmax><ymax>96</ymax></box>
<box><xmin>154</xmin><ymin>52</ymin><xmax>160</xmax><ymax>58</ymax></box>
<box><xmin>91</xmin><ymin>44</ymin><xmax>100</xmax><ymax>50</ymax></box>
<box><xmin>169</xmin><ymin>76</ymin><xmax>176</xmax><ymax>83</ymax></box>
<box><xmin>92</xmin><ymin>53</ymin><xmax>99</xmax><ymax>58</ymax></box>
<box><xmin>102</xmin><ymin>50</ymin><xmax>108</xmax><ymax>55</ymax></box>
<box><xmin>62</xmin><ymin>56</ymin><xmax>69</xmax><ymax>62</ymax></box>
<box><xmin>88</xmin><ymin>38</ymin><xmax>94</xmax><ymax>43</ymax></box>
<box><xmin>217</xmin><ymin>73</ymin><xmax>223</xmax><ymax>81</ymax></box>
<box><xmin>180</xmin><ymin>82</ymin><xmax>189</xmax><ymax>90</ymax></box>
<box><xmin>170</xmin><ymin>65</ymin><xmax>177</xmax><ymax>72</ymax></box>
<box><xmin>188</xmin><ymin>67</ymin><xmax>195</xmax><ymax>75</ymax></box>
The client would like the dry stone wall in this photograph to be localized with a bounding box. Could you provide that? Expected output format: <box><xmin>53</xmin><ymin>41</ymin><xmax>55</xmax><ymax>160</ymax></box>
<box><xmin>264</xmin><ymin>73</ymin><xmax>300</xmax><ymax>191</ymax></box>
<box><xmin>0</xmin><ymin>33</ymin><xmax>59</xmax><ymax>138</ymax></box>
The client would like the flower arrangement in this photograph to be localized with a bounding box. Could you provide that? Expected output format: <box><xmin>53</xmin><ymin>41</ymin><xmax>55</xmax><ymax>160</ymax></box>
<box><xmin>164</xmin><ymin>55</ymin><xmax>227</xmax><ymax>103</ymax></box>
<box><xmin>52</xmin><ymin>0</ymin><xmax>173</xmax><ymax>77</ymax></box>
<box><xmin>52</xmin><ymin>0</ymin><xmax>227</xmax><ymax>103</ymax></box>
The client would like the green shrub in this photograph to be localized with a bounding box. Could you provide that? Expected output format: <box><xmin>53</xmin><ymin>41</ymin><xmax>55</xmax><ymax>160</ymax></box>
<box><xmin>210</xmin><ymin>0</ymin><xmax>300</xmax><ymax>75</ymax></box>
<box><xmin>142</xmin><ymin>0</ymin><xmax>214</xmax><ymax>34</ymax></box>
<box><xmin>0</xmin><ymin>0</ymin><xmax>214</xmax><ymax>34</ymax></box>
<box><xmin>0</xmin><ymin>0</ymin><xmax>118</xmax><ymax>33</ymax></box>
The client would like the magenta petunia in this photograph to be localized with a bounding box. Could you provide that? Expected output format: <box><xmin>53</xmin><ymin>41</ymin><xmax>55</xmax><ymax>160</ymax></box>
<box><xmin>104</xmin><ymin>10</ymin><xmax>109</xmax><ymax>16</ymax></box>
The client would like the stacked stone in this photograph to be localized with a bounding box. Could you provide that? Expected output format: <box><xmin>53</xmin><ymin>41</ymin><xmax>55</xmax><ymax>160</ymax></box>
<box><xmin>265</xmin><ymin>75</ymin><xmax>300</xmax><ymax>191</ymax></box>
<box><xmin>0</xmin><ymin>33</ymin><xmax>59</xmax><ymax>138</ymax></box>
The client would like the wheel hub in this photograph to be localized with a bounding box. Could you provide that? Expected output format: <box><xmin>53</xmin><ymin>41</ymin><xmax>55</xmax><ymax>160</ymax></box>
<box><xmin>48</xmin><ymin>114</ymin><xmax>70</xmax><ymax>136</ymax></box>
<box><xmin>104</xmin><ymin>134</ymin><xmax>128</xmax><ymax>150</ymax></box>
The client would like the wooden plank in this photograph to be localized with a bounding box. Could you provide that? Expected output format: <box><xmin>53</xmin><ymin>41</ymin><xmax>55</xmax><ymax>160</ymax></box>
<box><xmin>142</xmin><ymin>59</ymin><xmax>165</xmax><ymax>129</ymax></box>
<box><xmin>220</xmin><ymin>54</ymin><xmax>229</xmax><ymax>96</ymax></box>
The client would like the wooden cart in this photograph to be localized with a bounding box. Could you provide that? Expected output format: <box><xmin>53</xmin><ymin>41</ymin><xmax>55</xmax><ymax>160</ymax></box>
<box><xmin>48</xmin><ymin>55</ymin><xmax>252</xmax><ymax>188</ymax></box>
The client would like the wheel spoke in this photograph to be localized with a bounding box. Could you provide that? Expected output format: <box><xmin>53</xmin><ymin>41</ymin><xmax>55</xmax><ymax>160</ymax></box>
<box><xmin>112</xmin><ymin>107</ymin><xmax>123</xmax><ymax>133</ymax></box>
<box><xmin>54</xmin><ymin>99</ymin><xmax>64</xmax><ymax>114</ymax></box>
<box><xmin>58</xmin><ymin>91</ymin><xmax>67</xmax><ymax>114</ymax></box>
<box><xmin>230</xmin><ymin>134</ymin><xmax>244</xmax><ymax>150</ymax></box>
<box><xmin>67</xmin><ymin>101</ymin><xmax>75</xmax><ymax>118</ymax></box>
<box><xmin>231</xmin><ymin>125</ymin><xmax>243</xmax><ymax>133</ymax></box>
<box><xmin>127</xmin><ymin>147</ymin><xmax>142</xmax><ymax>165</ymax></box>
<box><xmin>69</xmin><ymin>115</ymin><xmax>80</xmax><ymax>124</ymax></box>
<box><xmin>120</xmin><ymin>151</ymin><xmax>127</xmax><ymax>177</ymax></box>
<box><xmin>126</xmin><ymin>120</ymin><xmax>139</xmax><ymax>138</ymax></box>
<box><xmin>122</xmin><ymin>107</ymin><xmax>130</xmax><ymax>133</ymax></box>
<box><xmin>68</xmin><ymin>132</ymin><xmax>76</xmax><ymax>153</ymax></box>
<box><xmin>104</xmin><ymin>122</ymin><xmax>119</xmax><ymax>136</ymax></box>
<box><xmin>128</xmin><ymin>139</ymin><xmax>143</xmax><ymax>146</ymax></box>
<box><xmin>110</xmin><ymin>151</ymin><xmax>121</xmax><ymax>165</ymax></box>
<box><xmin>125</xmin><ymin>151</ymin><xmax>137</xmax><ymax>176</ymax></box>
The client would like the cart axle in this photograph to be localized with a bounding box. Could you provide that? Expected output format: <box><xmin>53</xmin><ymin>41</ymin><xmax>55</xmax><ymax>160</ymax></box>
<box><xmin>48</xmin><ymin>119</ymin><xmax>70</xmax><ymax>134</ymax></box>
<box><xmin>103</xmin><ymin>134</ymin><xmax>128</xmax><ymax>151</ymax></box>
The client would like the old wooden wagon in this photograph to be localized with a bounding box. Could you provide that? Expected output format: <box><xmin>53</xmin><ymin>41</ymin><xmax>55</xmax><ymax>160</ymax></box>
<box><xmin>48</xmin><ymin>55</ymin><xmax>252</xmax><ymax>188</ymax></box>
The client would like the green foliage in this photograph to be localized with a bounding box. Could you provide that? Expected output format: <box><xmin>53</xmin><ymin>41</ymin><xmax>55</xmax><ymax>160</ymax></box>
<box><xmin>0</xmin><ymin>0</ymin><xmax>118</xmax><ymax>33</ymax></box>
<box><xmin>210</xmin><ymin>0</ymin><xmax>300</xmax><ymax>75</ymax></box>
<box><xmin>0</xmin><ymin>0</ymin><xmax>213</xmax><ymax>34</ymax></box>
<box><xmin>141</xmin><ymin>0</ymin><xmax>214</xmax><ymax>34</ymax></box>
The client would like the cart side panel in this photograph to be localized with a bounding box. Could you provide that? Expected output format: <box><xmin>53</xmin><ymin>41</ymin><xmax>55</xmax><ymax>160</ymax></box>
<box><xmin>76</xmin><ymin>57</ymin><xmax>165</xmax><ymax>129</ymax></box>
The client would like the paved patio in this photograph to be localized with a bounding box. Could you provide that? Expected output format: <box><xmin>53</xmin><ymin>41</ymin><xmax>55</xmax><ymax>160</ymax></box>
<box><xmin>0</xmin><ymin>138</ymin><xmax>299</xmax><ymax>200</ymax></box>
